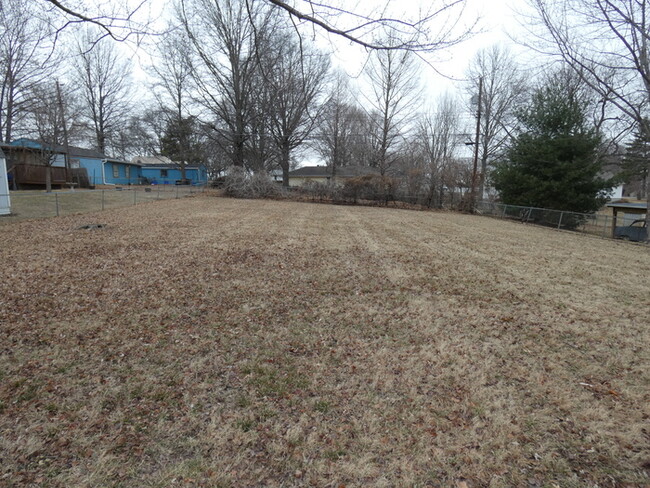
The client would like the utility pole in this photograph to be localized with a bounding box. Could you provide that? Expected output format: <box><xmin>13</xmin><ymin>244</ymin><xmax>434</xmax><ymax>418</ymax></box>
<box><xmin>470</xmin><ymin>76</ymin><xmax>483</xmax><ymax>213</ymax></box>
<box><xmin>56</xmin><ymin>80</ymin><xmax>72</xmax><ymax>183</ymax></box>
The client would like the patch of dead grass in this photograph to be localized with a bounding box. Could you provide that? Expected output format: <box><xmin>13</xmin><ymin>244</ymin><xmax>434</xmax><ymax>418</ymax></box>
<box><xmin>1</xmin><ymin>196</ymin><xmax>649</xmax><ymax>487</ymax></box>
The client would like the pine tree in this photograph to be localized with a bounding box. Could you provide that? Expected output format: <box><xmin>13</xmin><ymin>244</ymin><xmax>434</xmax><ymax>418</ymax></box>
<box><xmin>491</xmin><ymin>73</ymin><xmax>612</xmax><ymax>213</ymax></box>
<box><xmin>621</xmin><ymin>123</ymin><xmax>650</xmax><ymax>200</ymax></box>
<box><xmin>160</xmin><ymin>116</ymin><xmax>203</xmax><ymax>181</ymax></box>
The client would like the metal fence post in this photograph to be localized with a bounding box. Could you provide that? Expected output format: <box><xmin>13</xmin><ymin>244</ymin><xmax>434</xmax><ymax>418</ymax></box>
<box><xmin>158</xmin><ymin>185</ymin><xmax>161</xmax><ymax>200</ymax></box>
<box><xmin>557</xmin><ymin>212</ymin><xmax>564</xmax><ymax>229</ymax></box>
<box><xmin>101</xmin><ymin>189</ymin><xmax>105</xmax><ymax>211</ymax></box>
<box><xmin>55</xmin><ymin>193</ymin><xmax>59</xmax><ymax>217</ymax></box>
<box><xmin>133</xmin><ymin>189</ymin><xmax>137</xmax><ymax>206</ymax></box>
<box><xmin>176</xmin><ymin>185</ymin><xmax>179</xmax><ymax>199</ymax></box>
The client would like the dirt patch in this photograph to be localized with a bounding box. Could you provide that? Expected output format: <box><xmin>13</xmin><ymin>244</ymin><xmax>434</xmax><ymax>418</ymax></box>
<box><xmin>1</xmin><ymin>196</ymin><xmax>648</xmax><ymax>487</ymax></box>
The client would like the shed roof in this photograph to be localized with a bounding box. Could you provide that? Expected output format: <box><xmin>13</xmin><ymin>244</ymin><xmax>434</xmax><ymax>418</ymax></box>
<box><xmin>606</xmin><ymin>201</ymin><xmax>647</xmax><ymax>211</ymax></box>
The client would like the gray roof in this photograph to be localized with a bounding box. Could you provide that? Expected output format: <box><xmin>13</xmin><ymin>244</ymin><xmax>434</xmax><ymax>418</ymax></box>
<box><xmin>132</xmin><ymin>156</ymin><xmax>175</xmax><ymax>166</ymax></box>
<box><xmin>7</xmin><ymin>139</ymin><xmax>131</xmax><ymax>163</ymax></box>
<box><xmin>289</xmin><ymin>165</ymin><xmax>379</xmax><ymax>178</ymax></box>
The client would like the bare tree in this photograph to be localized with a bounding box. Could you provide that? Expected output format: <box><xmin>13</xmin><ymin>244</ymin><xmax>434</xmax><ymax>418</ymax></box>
<box><xmin>247</xmin><ymin>78</ymin><xmax>278</xmax><ymax>172</ymax></box>
<box><xmin>0</xmin><ymin>0</ymin><xmax>55</xmax><ymax>143</ymax></box>
<box><xmin>74</xmin><ymin>29</ymin><xmax>132</xmax><ymax>154</ymax></box>
<box><xmin>466</xmin><ymin>45</ymin><xmax>527</xmax><ymax>199</ymax></box>
<box><xmin>529</xmin><ymin>0</ymin><xmax>650</xmax><ymax>234</ymax></box>
<box><xmin>363</xmin><ymin>43</ymin><xmax>421</xmax><ymax>175</ymax></box>
<box><xmin>42</xmin><ymin>0</ymin><xmax>475</xmax><ymax>52</ymax></box>
<box><xmin>178</xmin><ymin>0</ymin><xmax>275</xmax><ymax>168</ymax></box>
<box><xmin>314</xmin><ymin>72</ymin><xmax>370</xmax><ymax>176</ymax></box>
<box><xmin>28</xmin><ymin>82</ymin><xmax>83</xmax><ymax>191</ymax></box>
<box><xmin>149</xmin><ymin>25</ymin><xmax>195</xmax><ymax>178</ymax></box>
<box><xmin>345</xmin><ymin>106</ymin><xmax>375</xmax><ymax>168</ymax></box>
<box><xmin>31</xmin><ymin>84</ymin><xmax>62</xmax><ymax>192</ymax></box>
<box><xmin>262</xmin><ymin>32</ymin><xmax>330</xmax><ymax>186</ymax></box>
<box><xmin>416</xmin><ymin>93</ymin><xmax>462</xmax><ymax>207</ymax></box>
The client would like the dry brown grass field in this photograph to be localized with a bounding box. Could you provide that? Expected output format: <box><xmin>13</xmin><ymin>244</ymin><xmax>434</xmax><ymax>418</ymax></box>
<box><xmin>1</xmin><ymin>195</ymin><xmax>649</xmax><ymax>487</ymax></box>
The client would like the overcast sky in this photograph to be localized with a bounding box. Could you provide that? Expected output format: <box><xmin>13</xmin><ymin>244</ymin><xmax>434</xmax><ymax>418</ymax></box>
<box><xmin>319</xmin><ymin>0</ymin><xmax>533</xmax><ymax>91</ymax></box>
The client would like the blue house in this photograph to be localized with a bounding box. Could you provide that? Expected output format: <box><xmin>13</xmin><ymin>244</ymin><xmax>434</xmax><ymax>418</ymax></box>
<box><xmin>133</xmin><ymin>156</ymin><xmax>208</xmax><ymax>185</ymax></box>
<box><xmin>9</xmin><ymin>140</ymin><xmax>208</xmax><ymax>188</ymax></box>
<box><xmin>79</xmin><ymin>154</ymin><xmax>141</xmax><ymax>186</ymax></box>
<box><xmin>10</xmin><ymin>139</ymin><xmax>142</xmax><ymax>186</ymax></box>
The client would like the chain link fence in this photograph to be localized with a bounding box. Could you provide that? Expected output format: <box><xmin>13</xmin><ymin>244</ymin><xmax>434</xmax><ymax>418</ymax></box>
<box><xmin>474</xmin><ymin>201</ymin><xmax>622</xmax><ymax>239</ymax></box>
<box><xmin>0</xmin><ymin>185</ymin><xmax>206</xmax><ymax>223</ymax></box>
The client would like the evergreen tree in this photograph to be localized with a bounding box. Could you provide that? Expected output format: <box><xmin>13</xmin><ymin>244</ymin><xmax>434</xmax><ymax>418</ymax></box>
<box><xmin>491</xmin><ymin>73</ymin><xmax>612</xmax><ymax>213</ymax></box>
<box><xmin>621</xmin><ymin>123</ymin><xmax>650</xmax><ymax>200</ymax></box>
<box><xmin>160</xmin><ymin>115</ymin><xmax>204</xmax><ymax>181</ymax></box>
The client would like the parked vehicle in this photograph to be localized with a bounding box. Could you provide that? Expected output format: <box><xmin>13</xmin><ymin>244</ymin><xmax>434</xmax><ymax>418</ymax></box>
<box><xmin>614</xmin><ymin>219</ymin><xmax>647</xmax><ymax>242</ymax></box>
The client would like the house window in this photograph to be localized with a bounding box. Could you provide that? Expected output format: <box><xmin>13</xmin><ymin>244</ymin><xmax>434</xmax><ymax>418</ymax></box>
<box><xmin>125</xmin><ymin>166</ymin><xmax>130</xmax><ymax>178</ymax></box>
<box><xmin>113</xmin><ymin>164</ymin><xmax>119</xmax><ymax>178</ymax></box>
<box><xmin>160</xmin><ymin>169</ymin><xmax>168</xmax><ymax>178</ymax></box>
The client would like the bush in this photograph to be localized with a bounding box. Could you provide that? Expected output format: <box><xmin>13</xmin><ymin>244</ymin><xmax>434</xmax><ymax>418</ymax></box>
<box><xmin>299</xmin><ymin>181</ymin><xmax>343</xmax><ymax>202</ymax></box>
<box><xmin>341</xmin><ymin>174</ymin><xmax>398</xmax><ymax>204</ymax></box>
<box><xmin>223</xmin><ymin>166</ymin><xmax>284</xmax><ymax>199</ymax></box>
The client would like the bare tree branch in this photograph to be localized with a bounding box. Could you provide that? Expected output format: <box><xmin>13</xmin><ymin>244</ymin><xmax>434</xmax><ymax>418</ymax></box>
<box><xmin>42</xmin><ymin>0</ymin><xmax>153</xmax><ymax>46</ymax></box>
<box><xmin>265</xmin><ymin>0</ymin><xmax>475</xmax><ymax>52</ymax></box>
<box><xmin>42</xmin><ymin>0</ymin><xmax>476</xmax><ymax>53</ymax></box>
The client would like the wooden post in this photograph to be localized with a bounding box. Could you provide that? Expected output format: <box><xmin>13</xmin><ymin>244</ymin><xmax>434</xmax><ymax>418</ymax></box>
<box><xmin>611</xmin><ymin>208</ymin><xmax>618</xmax><ymax>239</ymax></box>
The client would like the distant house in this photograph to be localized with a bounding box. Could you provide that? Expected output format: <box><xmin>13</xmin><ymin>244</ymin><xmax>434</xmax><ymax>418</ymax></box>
<box><xmin>8</xmin><ymin>139</ymin><xmax>141</xmax><ymax>187</ymax></box>
<box><xmin>287</xmin><ymin>165</ymin><xmax>379</xmax><ymax>187</ymax></box>
<box><xmin>133</xmin><ymin>156</ymin><xmax>208</xmax><ymax>185</ymax></box>
<box><xmin>600</xmin><ymin>152</ymin><xmax>647</xmax><ymax>201</ymax></box>
<box><xmin>269</xmin><ymin>169</ymin><xmax>283</xmax><ymax>182</ymax></box>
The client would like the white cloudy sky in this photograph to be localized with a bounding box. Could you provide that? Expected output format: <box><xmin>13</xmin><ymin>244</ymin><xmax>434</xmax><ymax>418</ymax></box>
<box><xmin>312</xmin><ymin>0</ymin><xmax>534</xmax><ymax>90</ymax></box>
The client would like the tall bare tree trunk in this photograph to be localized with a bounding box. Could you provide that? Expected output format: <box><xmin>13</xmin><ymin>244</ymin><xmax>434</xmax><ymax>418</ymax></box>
<box><xmin>4</xmin><ymin>86</ymin><xmax>14</xmax><ymax>143</ymax></box>
<box><xmin>281</xmin><ymin>142</ymin><xmax>290</xmax><ymax>187</ymax></box>
<box><xmin>646</xmin><ymin>168</ymin><xmax>650</xmax><ymax>243</ymax></box>
<box><xmin>45</xmin><ymin>165</ymin><xmax>52</xmax><ymax>193</ymax></box>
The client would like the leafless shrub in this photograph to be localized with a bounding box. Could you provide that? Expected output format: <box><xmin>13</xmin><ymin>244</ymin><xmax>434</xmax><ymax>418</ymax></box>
<box><xmin>342</xmin><ymin>174</ymin><xmax>399</xmax><ymax>204</ymax></box>
<box><xmin>299</xmin><ymin>181</ymin><xmax>342</xmax><ymax>202</ymax></box>
<box><xmin>223</xmin><ymin>166</ymin><xmax>284</xmax><ymax>199</ymax></box>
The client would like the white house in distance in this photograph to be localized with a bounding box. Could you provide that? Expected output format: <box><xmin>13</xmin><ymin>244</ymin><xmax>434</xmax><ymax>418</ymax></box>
<box><xmin>287</xmin><ymin>165</ymin><xmax>379</xmax><ymax>187</ymax></box>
